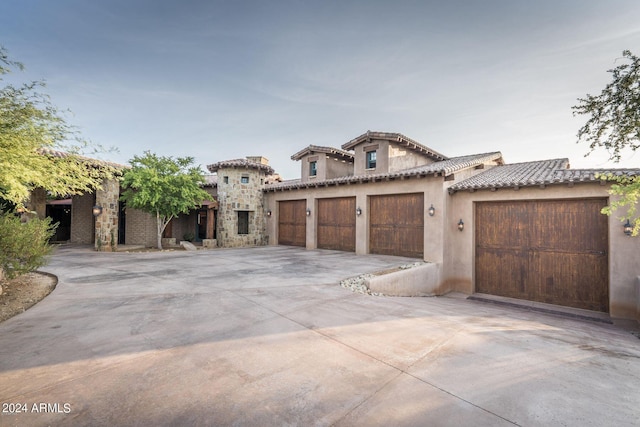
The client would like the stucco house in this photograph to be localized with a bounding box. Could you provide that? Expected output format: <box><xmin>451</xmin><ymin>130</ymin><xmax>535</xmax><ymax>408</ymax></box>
<box><xmin>28</xmin><ymin>131</ymin><xmax>640</xmax><ymax>324</ymax></box>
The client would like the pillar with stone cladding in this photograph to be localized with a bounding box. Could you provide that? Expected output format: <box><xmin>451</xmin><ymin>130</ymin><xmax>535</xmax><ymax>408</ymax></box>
<box><xmin>94</xmin><ymin>178</ymin><xmax>120</xmax><ymax>251</ymax></box>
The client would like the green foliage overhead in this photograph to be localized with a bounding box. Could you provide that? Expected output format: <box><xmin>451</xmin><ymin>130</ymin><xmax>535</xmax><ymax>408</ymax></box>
<box><xmin>599</xmin><ymin>172</ymin><xmax>640</xmax><ymax>236</ymax></box>
<box><xmin>0</xmin><ymin>46</ymin><xmax>117</xmax><ymax>206</ymax></box>
<box><xmin>573</xmin><ymin>50</ymin><xmax>640</xmax><ymax>162</ymax></box>
<box><xmin>120</xmin><ymin>151</ymin><xmax>212</xmax><ymax>249</ymax></box>
<box><xmin>0</xmin><ymin>212</ymin><xmax>56</xmax><ymax>280</ymax></box>
<box><xmin>574</xmin><ymin>50</ymin><xmax>640</xmax><ymax>235</ymax></box>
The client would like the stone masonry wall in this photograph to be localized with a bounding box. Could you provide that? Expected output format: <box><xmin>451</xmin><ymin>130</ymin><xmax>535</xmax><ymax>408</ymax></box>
<box><xmin>94</xmin><ymin>178</ymin><xmax>120</xmax><ymax>251</ymax></box>
<box><xmin>216</xmin><ymin>168</ymin><xmax>267</xmax><ymax>247</ymax></box>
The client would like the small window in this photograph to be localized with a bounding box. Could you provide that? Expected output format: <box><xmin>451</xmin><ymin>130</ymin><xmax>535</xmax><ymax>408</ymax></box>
<box><xmin>223</xmin><ymin>176</ymin><xmax>229</xmax><ymax>184</ymax></box>
<box><xmin>309</xmin><ymin>161</ymin><xmax>317</xmax><ymax>177</ymax></box>
<box><xmin>366</xmin><ymin>151</ymin><xmax>377</xmax><ymax>169</ymax></box>
<box><xmin>241</xmin><ymin>176</ymin><xmax>249</xmax><ymax>184</ymax></box>
<box><xmin>237</xmin><ymin>211</ymin><xmax>249</xmax><ymax>234</ymax></box>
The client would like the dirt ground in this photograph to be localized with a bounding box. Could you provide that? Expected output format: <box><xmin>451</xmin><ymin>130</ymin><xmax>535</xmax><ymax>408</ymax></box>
<box><xmin>0</xmin><ymin>272</ymin><xmax>56</xmax><ymax>323</ymax></box>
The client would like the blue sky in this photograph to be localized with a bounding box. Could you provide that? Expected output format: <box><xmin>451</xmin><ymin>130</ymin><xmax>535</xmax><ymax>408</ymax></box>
<box><xmin>2</xmin><ymin>0</ymin><xmax>640</xmax><ymax>179</ymax></box>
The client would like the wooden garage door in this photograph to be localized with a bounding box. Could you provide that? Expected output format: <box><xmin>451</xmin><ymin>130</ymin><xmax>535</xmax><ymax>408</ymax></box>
<box><xmin>317</xmin><ymin>197</ymin><xmax>356</xmax><ymax>252</ymax></box>
<box><xmin>370</xmin><ymin>193</ymin><xmax>424</xmax><ymax>258</ymax></box>
<box><xmin>278</xmin><ymin>200</ymin><xmax>306</xmax><ymax>247</ymax></box>
<box><xmin>476</xmin><ymin>199</ymin><xmax>609</xmax><ymax>312</ymax></box>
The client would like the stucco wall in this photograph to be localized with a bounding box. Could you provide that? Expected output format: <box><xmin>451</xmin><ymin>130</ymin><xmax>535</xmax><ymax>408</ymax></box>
<box><xmin>388</xmin><ymin>142</ymin><xmax>435</xmax><ymax>172</ymax></box>
<box><xmin>300</xmin><ymin>154</ymin><xmax>354</xmax><ymax>182</ymax></box>
<box><xmin>353</xmin><ymin>139</ymin><xmax>390</xmax><ymax>175</ymax></box>
<box><xmin>445</xmin><ymin>183</ymin><xmax>640</xmax><ymax>321</ymax></box>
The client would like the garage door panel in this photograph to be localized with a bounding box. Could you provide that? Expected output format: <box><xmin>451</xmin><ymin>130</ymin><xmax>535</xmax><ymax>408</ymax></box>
<box><xmin>317</xmin><ymin>197</ymin><xmax>355</xmax><ymax>252</ymax></box>
<box><xmin>477</xmin><ymin>202</ymin><xmax>531</xmax><ymax>248</ymax></box>
<box><xmin>278</xmin><ymin>200</ymin><xmax>306</xmax><ymax>247</ymax></box>
<box><xmin>530</xmin><ymin>200</ymin><xmax>608</xmax><ymax>253</ymax></box>
<box><xmin>476</xmin><ymin>249</ymin><xmax>528</xmax><ymax>298</ymax></box>
<box><xmin>533</xmin><ymin>251</ymin><xmax>609</xmax><ymax>312</ymax></box>
<box><xmin>370</xmin><ymin>193</ymin><xmax>423</xmax><ymax>258</ymax></box>
<box><xmin>476</xmin><ymin>199</ymin><xmax>609</xmax><ymax>312</ymax></box>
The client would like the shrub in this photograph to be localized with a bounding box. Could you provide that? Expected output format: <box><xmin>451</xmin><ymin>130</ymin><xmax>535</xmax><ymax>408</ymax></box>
<box><xmin>0</xmin><ymin>213</ymin><xmax>56</xmax><ymax>280</ymax></box>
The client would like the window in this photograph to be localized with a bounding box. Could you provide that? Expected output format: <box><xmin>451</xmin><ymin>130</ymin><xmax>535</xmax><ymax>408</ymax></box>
<box><xmin>309</xmin><ymin>161</ymin><xmax>317</xmax><ymax>177</ymax></box>
<box><xmin>366</xmin><ymin>150</ymin><xmax>377</xmax><ymax>169</ymax></box>
<box><xmin>241</xmin><ymin>176</ymin><xmax>249</xmax><ymax>184</ymax></box>
<box><xmin>237</xmin><ymin>211</ymin><xmax>249</xmax><ymax>234</ymax></box>
<box><xmin>223</xmin><ymin>176</ymin><xmax>229</xmax><ymax>184</ymax></box>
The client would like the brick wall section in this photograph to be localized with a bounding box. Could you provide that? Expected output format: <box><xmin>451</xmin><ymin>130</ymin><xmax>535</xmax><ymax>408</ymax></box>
<box><xmin>216</xmin><ymin>168</ymin><xmax>267</xmax><ymax>247</ymax></box>
<box><xmin>94</xmin><ymin>178</ymin><xmax>120</xmax><ymax>251</ymax></box>
<box><xmin>70</xmin><ymin>193</ymin><xmax>94</xmax><ymax>244</ymax></box>
<box><xmin>125</xmin><ymin>208</ymin><xmax>157</xmax><ymax>247</ymax></box>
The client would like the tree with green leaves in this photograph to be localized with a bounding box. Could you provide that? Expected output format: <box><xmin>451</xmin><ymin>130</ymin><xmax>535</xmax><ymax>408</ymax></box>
<box><xmin>573</xmin><ymin>50</ymin><xmax>640</xmax><ymax>236</ymax></box>
<box><xmin>0</xmin><ymin>46</ymin><xmax>116</xmax><ymax>208</ymax></box>
<box><xmin>120</xmin><ymin>151</ymin><xmax>212</xmax><ymax>249</ymax></box>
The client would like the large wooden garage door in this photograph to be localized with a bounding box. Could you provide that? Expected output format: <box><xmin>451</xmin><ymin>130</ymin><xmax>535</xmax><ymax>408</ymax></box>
<box><xmin>476</xmin><ymin>199</ymin><xmax>609</xmax><ymax>312</ymax></box>
<box><xmin>370</xmin><ymin>193</ymin><xmax>424</xmax><ymax>258</ymax></box>
<box><xmin>317</xmin><ymin>197</ymin><xmax>356</xmax><ymax>252</ymax></box>
<box><xmin>278</xmin><ymin>200</ymin><xmax>306</xmax><ymax>247</ymax></box>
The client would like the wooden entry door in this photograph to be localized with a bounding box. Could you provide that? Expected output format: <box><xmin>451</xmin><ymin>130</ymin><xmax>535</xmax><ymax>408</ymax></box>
<box><xmin>278</xmin><ymin>200</ymin><xmax>306</xmax><ymax>247</ymax></box>
<box><xmin>317</xmin><ymin>197</ymin><xmax>356</xmax><ymax>252</ymax></box>
<box><xmin>369</xmin><ymin>193</ymin><xmax>424</xmax><ymax>258</ymax></box>
<box><xmin>475</xmin><ymin>199</ymin><xmax>609</xmax><ymax>312</ymax></box>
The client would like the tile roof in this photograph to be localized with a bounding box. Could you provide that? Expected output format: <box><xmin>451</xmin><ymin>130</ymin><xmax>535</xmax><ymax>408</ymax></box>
<box><xmin>203</xmin><ymin>174</ymin><xmax>218</xmax><ymax>187</ymax></box>
<box><xmin>264</xmin><ymin>152</ymin><xmax>502</xmax><ymax>192</ymax></box>
<box><xmin>341</xmin><ymin>131</ymin><xmax>448</xmax><ymax>162</ymax></box>
<box><xmin>291</xmin><ymin>145</ymin><xmax>354</xmax><ymax>161</ymax></box>
<box><xmin>39</xmin><ymin>147</ymin><xmax>128</xmax><ymax>169</ymax></box>
<box><xmin>207</xmin><ymin>158</ymin><xmax>275</xmax><ymax>175</ymax></box>
<box><xmin>449</xmin><ymin>159</ymin><xmax>640</xmax><ymax>193</ymax></box>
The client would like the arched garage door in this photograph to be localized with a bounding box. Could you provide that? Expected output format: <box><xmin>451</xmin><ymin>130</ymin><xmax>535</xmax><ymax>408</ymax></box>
<box><xmin>317</xmin><ymin>197</ymin><xmax>356</xmax><ymax>252</ymax></box>
<box><xmin>369</xmin><ymin>193</ymin><xmax>424</xmax><ymax>258</ymax></box>
<box><xmin>278</xmin><ymin>200</ymin><xmax>306</xmax><ymax>247</ymax></box>
<box><xmin>475</xmin><ymin>199</ymin><xmax>609</xmax><ymax>312</ymax></box>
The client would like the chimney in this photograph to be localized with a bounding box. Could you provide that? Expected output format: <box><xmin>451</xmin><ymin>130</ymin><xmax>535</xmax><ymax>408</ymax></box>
<box><xmin>246</xmin><ymin>156</ymin><xmax>269</xmax><ymax>165</ymax></box>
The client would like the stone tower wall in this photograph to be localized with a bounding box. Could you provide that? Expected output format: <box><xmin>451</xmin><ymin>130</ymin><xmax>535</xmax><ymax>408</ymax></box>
<box><xmin>216</xmin><ymin>168</ymin><xmax>267</xmax><ymax>247</ymax></box>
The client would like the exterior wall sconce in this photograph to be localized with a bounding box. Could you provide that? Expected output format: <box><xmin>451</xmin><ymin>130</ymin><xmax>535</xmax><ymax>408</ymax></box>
<box><xmin>266</xmin><ymin>210</ymin><xmax>272</xmax><ymax>217</ymax></box>
<box><xmin>428</xmin><ymin>204</ymin><xmax>435</xmax><ymax>217</ymax></box>
<box><xmin>624</xmin><ymin>219</ymin><xmax>633</xmax><ymax>236</ymax></box>
<box><xmin>92</xmin><ymin>205</ymin><xmax>103</xmax><ymax>217</ymax></box>
<box><xmin>356</xmin><ymin>207</ymin><xmax>362</xmax><ymax>216</ymax></box>
<box><xmin>457</xmin><ymin>219</ymin><xmax>464</xmax><ymax>232</ymax></box>
<box><xmin>306</xmin><ymin>208</ymin><xmax>311</xmax><ymax>216</ymax></box>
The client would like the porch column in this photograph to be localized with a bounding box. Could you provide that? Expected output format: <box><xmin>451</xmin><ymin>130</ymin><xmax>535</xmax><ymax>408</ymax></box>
<box><xmin>94</xmin><ymin>178</ymin><xmax>120</xmax><ymax>251</ymax></box>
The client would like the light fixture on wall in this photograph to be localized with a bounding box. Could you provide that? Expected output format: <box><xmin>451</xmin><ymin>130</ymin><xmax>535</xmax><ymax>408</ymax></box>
<box><xmin>624</xmin><ymin>219</ymin><xmax>633</xmax><ymax>236</ymax></box>
<box><xmin>266</xmin><ymin>210</ymin><xmax>272</xmax><ymax>217</ymax></box>
<box><xmin>457</xmin><ymin>219</ymin><xmax>464</xmax><ymax>232</ymax></box>
<box><xmin>356</xmin><ymin>207</ymin><xmax>362</xmax><ymax>216</ymax></box>
<box><xmin>428</xmin><ymin>204</ymin><xmax>435</xmax><ymax>217</ymax></box>
<box><xmin>306</xmin><ymin>208</ymin><xmax>311</xmax><ymax>216</ymax></box>
<box><xmin>92</xmin><ymin>205</ymin><xmax>103</xmax><ymax>217</ymax></box>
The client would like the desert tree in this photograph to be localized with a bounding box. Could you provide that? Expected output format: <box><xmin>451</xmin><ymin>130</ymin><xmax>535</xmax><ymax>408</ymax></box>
<box><xmin>119</xmin><ymin>151</ymin><xmax>212</xmax><ymax>249</ymax></box>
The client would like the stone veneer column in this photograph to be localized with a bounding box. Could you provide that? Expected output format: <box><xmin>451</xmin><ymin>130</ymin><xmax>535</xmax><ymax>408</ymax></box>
<box><xmin>94</xmin><ymin>178</ymin><xmax>120</xmax><ymax>251</ymax></box>
<box><xmin>29</xmin><ymin>188</ymin><xmax>47</xmax><ymax>219</ymax></box>
<box><xmin>216</xmin><ymin>168</ymin><xmax>267</xmax><ymax>247</ymax></box>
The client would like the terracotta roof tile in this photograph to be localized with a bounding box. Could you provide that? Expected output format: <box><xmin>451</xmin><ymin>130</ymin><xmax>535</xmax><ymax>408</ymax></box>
<box><xmin>448</xmin><ymin>159</ymin><xmax>640</xmax><ymax>193</ymax></box>
<box><xmin>291</xmin><ymin>145</ymin><xmax>354</xmax><ymax>161</ymax></box>
<box><xmin>265</xmin><ymin>152</ymin><xmax>502</xmax><ymax>192</ymax></box>
<box><xmin>341</xmin><ymin>131</ymin><xmax>448</xmax><ymax>161</ymax></box>
<box><xmin>39</xmin><ymin>147</ymin><xmax>127</xmax><ymax>169</ymax></box>
<box><xmin>207</xmin><ymin>158</ymin><xmax>275</xmax><ymax>175</ymax></box>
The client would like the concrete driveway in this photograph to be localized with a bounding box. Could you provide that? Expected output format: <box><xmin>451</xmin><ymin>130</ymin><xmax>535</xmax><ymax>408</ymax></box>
<box><xmin>0</xmin><ymin>246</ymin><xmax>639</xmax><ymax>426</ymax></box>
